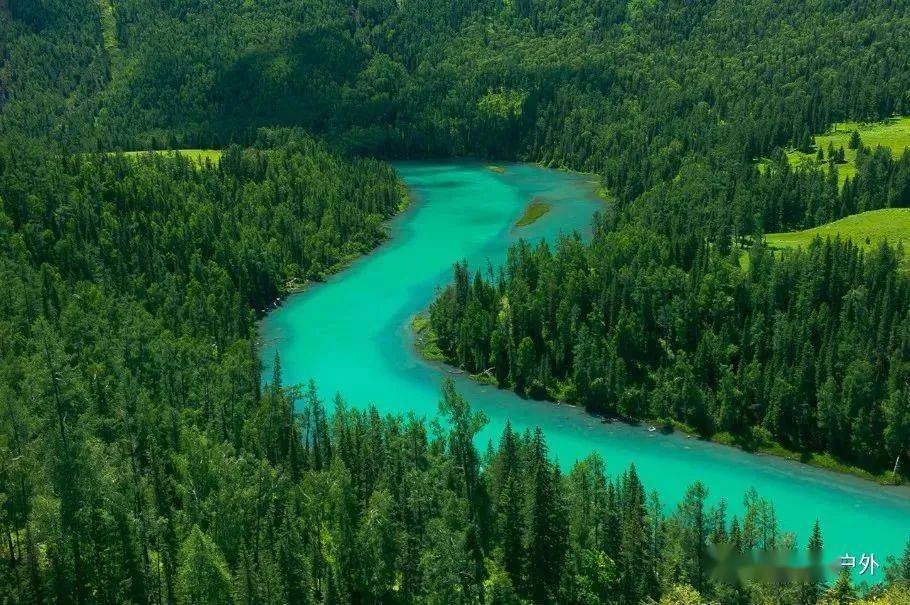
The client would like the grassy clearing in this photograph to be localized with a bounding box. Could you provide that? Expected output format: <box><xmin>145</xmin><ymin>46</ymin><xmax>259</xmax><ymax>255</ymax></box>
<box><xmin>119</xmin><ymin>149</ymin><xmax>223</xmax><ymax>167</ymax></box>
<box><xmin>738</xmin><ymin>208</ymin><xmax>909</xmax><ymax>274</ymax></box>
<box><xmin>782</xmin><ymin>116</ymin><xmax>910</xmax><ymax>186</ymax></box>
<box><xmin>594</xmin><ymin>186</ymin><xmax>613</xmax><ymax>202</ymax></box>
<box><xmin>515</xmin><ymin>198</ymin><xmax>551</xmax><ymax>227</ymax></box>
<box><xmin>765</xmin><ymin>208</ymin><xmax>909</xmax><ymax>259</ymax></box>
<box><xmin>412</xmin><ymin>315</ymin><xmax>501</xmax><ymax>385</ymax></box>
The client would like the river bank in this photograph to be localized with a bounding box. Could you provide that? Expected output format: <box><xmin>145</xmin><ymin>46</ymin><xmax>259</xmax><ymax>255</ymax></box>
<box><xmin>259</xmin><ymin>180</ymin><xmax>411</xmax><ymax>314</ymax></box>
<box><xmin>410</xmin><ymin>312</ymin><xmax>903</xmax><ymax>487</ymax></box>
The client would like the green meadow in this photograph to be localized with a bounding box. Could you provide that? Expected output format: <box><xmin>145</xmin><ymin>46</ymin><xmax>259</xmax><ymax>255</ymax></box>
<box><xmin>765</xmin><ymin>208</ymin><xmax>909</xmax><ymax>267</ymax></box>
<box><xmin>785</xmin><ymin>116</ymin><xmax>910</xmax><ymax>185</ymax></box>
<box><xmin>120</xmin><ymin>149</ymin><xmax>223</xmax><ymax>167</ymax></box>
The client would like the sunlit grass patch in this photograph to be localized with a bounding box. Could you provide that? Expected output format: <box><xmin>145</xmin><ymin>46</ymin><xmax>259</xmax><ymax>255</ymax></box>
<box><xmin>119</xmin><ymin>149</ymin><xmax>223</xmax><ymax>167</ymax></box>
<box><xmin>765</xmin><ymin>209</ymin><xmax>909</xmax><ymax>270</ymax></box>
<box><xmin>411</xmin><ymin>314</ymin><xmax>445</xmax><ymax>362</ymax></box>
<box><xmin>784</xmin><ymin>117</ymin><xmax>910</xmax><ymax>186</ymax></box>
<box><xmin>765</xmin><ymin>208</ymin><xmax>909</xmax><ymax>249</ymax></box>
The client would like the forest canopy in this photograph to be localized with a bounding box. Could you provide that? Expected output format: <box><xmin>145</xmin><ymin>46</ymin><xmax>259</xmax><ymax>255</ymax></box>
<box><xmin>1</xmin><ymin>0</ymin><xmax>909</xmax><ymax>603</ymax></box>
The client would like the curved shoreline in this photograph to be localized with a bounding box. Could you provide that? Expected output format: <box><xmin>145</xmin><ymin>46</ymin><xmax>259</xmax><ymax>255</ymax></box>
<box><xmin>408</xmin><ymin>312</ymin><xmax>905</xmax><ymax>489</ymax></box>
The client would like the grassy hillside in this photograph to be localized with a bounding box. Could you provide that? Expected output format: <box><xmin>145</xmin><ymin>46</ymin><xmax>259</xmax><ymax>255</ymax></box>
<box><xmin>765</xmin><ymin>208</ymin><xmax>909</xmax><ymax>265</ymax></box>
<box><xmin>786</xmin><ymin>117</ymin><xmax>910</xmax><ymax>185</ymax></box>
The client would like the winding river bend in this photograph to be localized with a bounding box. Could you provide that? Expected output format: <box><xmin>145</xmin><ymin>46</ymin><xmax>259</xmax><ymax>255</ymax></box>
<box><xmin>260</xmin><ymin>162</ymin><xmax>910</xmax><ymax>570</ymax></box>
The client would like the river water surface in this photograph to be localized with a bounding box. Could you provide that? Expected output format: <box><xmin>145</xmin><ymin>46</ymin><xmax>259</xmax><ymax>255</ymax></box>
<box><xmin>260</xmin><ymin>162</ymin><xmax>910</xmax><ymax>573</ymax></box>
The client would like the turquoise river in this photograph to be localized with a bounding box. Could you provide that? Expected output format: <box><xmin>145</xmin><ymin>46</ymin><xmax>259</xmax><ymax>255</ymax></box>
<box><xmin>260</xmin><ymin>162</ymin><xmax>910</xmax><ymax>575</ymax></box>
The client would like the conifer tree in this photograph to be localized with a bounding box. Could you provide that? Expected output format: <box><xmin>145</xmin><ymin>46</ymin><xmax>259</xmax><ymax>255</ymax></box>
<box><xmin>823</xmin><ymin>568</ymin><xmax>858</xmax><ymax>604</ymax></box>
<box><xmin>849</xmin><ymin>130</ymin><xmax>862</xmax><ymax>150</ymax></box>
<box><xmin>177</xmin><ymin>527</ymin><xmax>233</xmax><ymax>605</ymax></box>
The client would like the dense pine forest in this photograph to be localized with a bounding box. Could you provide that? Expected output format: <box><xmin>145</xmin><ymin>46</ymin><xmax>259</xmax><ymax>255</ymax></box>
<box><xmin>4</xmin><ymin>0</ymin><xmax>910</xmax><ymax>229</ymax></box>
<box><xmin>428</xmin><ymin>220</ymin><xmax>909</xmax><ymax>476</ymax></box>
<box><xmin>0</xmin><ymin>135</ymin><xmax>407</xmax><ymax>602</ymax></box>
<box><xmin>2</xmin><ymin>0</ymin><xmax>910</xmax><ymax>603</ymax></box>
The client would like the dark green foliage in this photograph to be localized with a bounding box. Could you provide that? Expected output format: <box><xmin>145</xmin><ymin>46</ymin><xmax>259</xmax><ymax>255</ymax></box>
<box><xmin>2</xmin><ymin>0</ymin><xmax>910</xmax><ymax>602</ymax></box>
<box><xmin>429</xmin><ymin>220</ymin><xmax>910</xmax><ymax>477</ymax></box>
<box><xmin>885</xmin><ymin>536</ymin><xmax>910</xmax><ymax>587</ymax></box>
<box><xmin>0</xmin><ymin>136</ymin><xmax>856</xmax><ymax>601</ymax></box>
<box><xmin>4</xmin><ymin>0</ymin><xmax>910</xmax><ymax>168</ymax></box>
<box><xmin>0</xmin><ymin>135</ymin><xmax>401</xmax><ymax>603</ymax></box>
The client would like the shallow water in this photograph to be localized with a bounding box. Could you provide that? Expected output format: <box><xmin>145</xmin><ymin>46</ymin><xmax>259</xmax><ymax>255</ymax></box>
<box><xmin>260</xmin><ymin>161</ymin><xmax>910</xmax><ymax>575</ymax></box>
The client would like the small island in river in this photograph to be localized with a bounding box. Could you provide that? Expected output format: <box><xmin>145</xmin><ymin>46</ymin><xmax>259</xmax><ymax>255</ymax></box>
<box><xmin>515</xmin><ymin>197</ymin><xmax>552</xmax><ymax>227</ymax></box>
